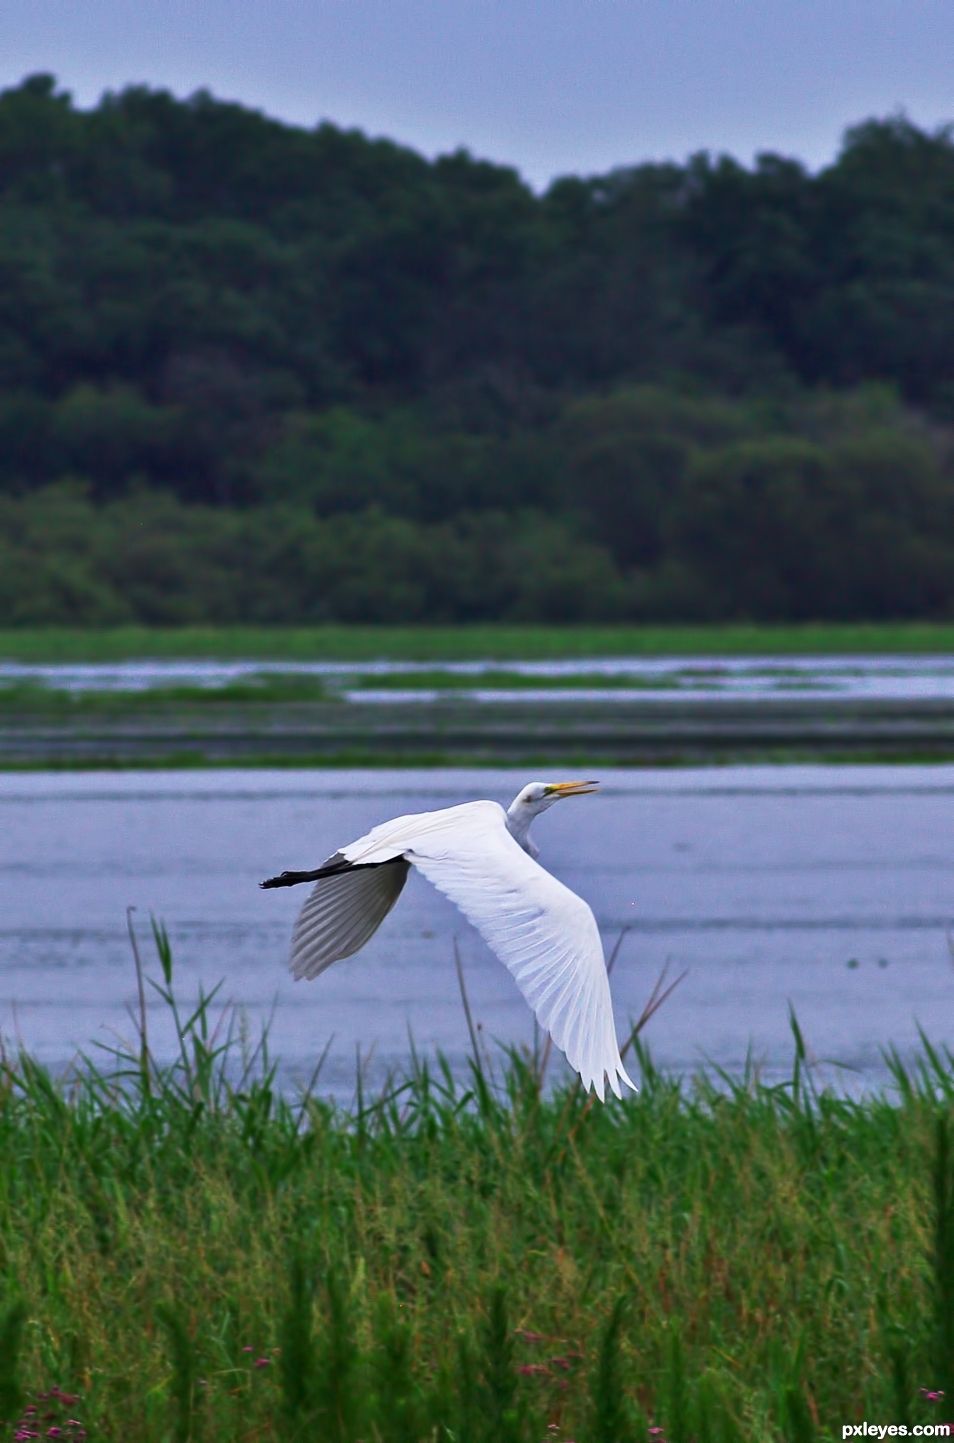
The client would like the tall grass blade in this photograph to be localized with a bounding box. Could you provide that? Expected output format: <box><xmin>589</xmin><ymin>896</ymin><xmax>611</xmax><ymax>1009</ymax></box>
<box><xmin>372</xmin><ymin>1295</ymin><xmax>421</xmax><ymax>1443</ymax></box>
<box><xmin>314</xmin><ymin>1268</ymin><xmax>362</xmax><ymax>1443</ymax></box>
<box><xmin>932</xmin><ymin>1114</ymin><xmax>954</xmax><ymax>1403</ymax></box>
<box><xmin>479</xmin><ymin>1286</ymin><xmax>520</xmax><ymax>1443</ymax></box>
<box><xmin>126</xmin><ymin>905</ymin><xmax>151</xmax><ymax>1099</ymax></box>
<box><xmin>665</xmin><ymin>1322</ymin><xmax>689</xmax><ymax>1443</ymax></box>
<box><xmin>780</xmin><ymin>1382</ymin><xmax>817</xmax><ymax>1443</ymax></box>
<box><xmin>279</xmin><ymin>1253</ymin><xmax>315</xmax><ymax>1422</ymax></box>
<box><xmin>157</xmin><ymin>1301</ymin><xmax>200</xmax><ymax>1443</ymax></box>
<box><xmin>0</xmin><ymin>1299</ymin><xmax>26</xmax><ymax>1426</ymax></box>
<box><xmin>590</xmin><ymin>1293</ymin><xmax>633</xmax><ymax>1443</ymax></box>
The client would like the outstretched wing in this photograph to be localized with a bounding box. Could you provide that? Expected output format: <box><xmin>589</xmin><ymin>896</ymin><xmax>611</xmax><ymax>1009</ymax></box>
<box><xmin>270</xmin><ymin>804</ymin><xmax>492</xmax><ymax>982</ymax></box>
<box><xmin>339</xmin><ymin>800</ymin><xmax>634</xmax><ymax>1100</ymax></box>
<box><xmin>288</xmin><ymin>853</ymin><xmax>410</xmax><ymax>980</ymax></box>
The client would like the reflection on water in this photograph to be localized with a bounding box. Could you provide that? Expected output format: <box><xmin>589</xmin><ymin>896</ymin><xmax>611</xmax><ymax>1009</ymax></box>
<box><xmin>2</xmin><ymin>765</ymin><xmax>953</xmax><ymax>1099</ymax></box>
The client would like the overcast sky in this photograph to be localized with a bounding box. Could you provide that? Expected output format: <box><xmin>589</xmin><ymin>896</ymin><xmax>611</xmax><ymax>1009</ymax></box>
<box><xmin>1</xmin><ymin>0</ymin><xmax>951</xmax><ymax>188</ymax></box>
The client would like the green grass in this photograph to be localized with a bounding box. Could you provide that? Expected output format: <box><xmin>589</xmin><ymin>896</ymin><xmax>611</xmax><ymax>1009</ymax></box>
<box><xmin>0</xmin><ymin>926</ymin><xmax>951</xmax><ymax>1441</ymax></box>
<box><xmin>0</xmin><ymin>663</ymin><xmax>840</xmax><ymax>713</ymax></box>
<box><xmin>0</xmin><ymin>675</ymin><xmax>333</xmax><ymax>713</ymax></box>
<box><xmin>3</xmin><ymin>621</ymin><xmax>954</xmax><ymax>663</ymax></box>
<box><xmin>350</xmin><ymin>667</ymin><xmax>838</xmax><ymax>691</ymax></box>
<box><xmin>0</xmin><ymin>672</ymin><xmax>702</xmax><ymax>715</ymax></box>
<box><xmin>349</xmin><ymin>668</ymin><xmax>702</xmax><ymax>691</ymax></box>
<box><xmin>9</xmin><ymin>747</ymin><xmax>954</xmax><ymax>773</ymax></box>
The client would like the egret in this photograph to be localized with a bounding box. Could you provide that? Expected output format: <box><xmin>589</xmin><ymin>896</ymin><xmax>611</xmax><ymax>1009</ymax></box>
<box><xmin>261</xmin><ymin>780</ymin><xmax>635</xmax><ymax>1101</ymax></box>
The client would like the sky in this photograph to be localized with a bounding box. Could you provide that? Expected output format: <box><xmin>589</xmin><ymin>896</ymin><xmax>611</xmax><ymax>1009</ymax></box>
<box><xmin>1</xmin><ymin>0</ymin><xmax>952</xmax><ymax>189</ymax></box>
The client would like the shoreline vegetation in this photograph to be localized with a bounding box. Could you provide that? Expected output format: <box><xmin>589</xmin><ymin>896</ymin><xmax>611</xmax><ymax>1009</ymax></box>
<box><xmin>0</xmin><ymin>925</ymin><xmax>952</xmax><ymax>1441</ymax></box>
<box><xmin>4</xmin><ymin>694</ymin><xmax>954</xmax><ymax>769</ymax></box>
<box><xmin>3</xmin><ymin>626</ymin><xmax>954</xmax><ymax>767</ymax></box>
<box><xmin>4</xmin><ymin>622</ymin><xmax>954</xmax><ymax>662</ymax></box>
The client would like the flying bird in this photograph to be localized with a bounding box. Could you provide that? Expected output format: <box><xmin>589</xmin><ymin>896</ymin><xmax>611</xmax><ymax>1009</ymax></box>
<box><xmin>261</xmin><ymin>780</ymin><xmax>635</xmax><ymax>1101</ymax></box>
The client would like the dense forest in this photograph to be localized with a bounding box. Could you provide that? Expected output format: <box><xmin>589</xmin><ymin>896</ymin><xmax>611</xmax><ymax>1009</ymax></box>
<box><xmin>2</xmin><ymin>73</ymin><xmax>954</xmax><ymax>624</ymax></box>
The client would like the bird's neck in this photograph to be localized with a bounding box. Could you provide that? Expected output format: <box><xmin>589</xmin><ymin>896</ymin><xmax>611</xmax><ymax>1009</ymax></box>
<box><xmin>505</xmin><ymin>803</ymin><xmax>539</xmax><ymax>858</ymax></box>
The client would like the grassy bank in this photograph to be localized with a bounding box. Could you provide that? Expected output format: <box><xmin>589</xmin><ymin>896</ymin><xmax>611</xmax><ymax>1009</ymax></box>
<box><xmin>0</xmin><ymin>931</ymin><xmax>952</xmax><ymax>1441</ymax></box>
<box><xmin>4</xmin><ymin>622</ymin><xmax>954</xmax><ymax>663</ymax></box>
<box><xmin>0</xmin><ymin>667</ymin><xmax>851</xmax><ymax>717</ymax></box>
<box><xmin>0</xmin><ymin>676</ymin><xmax>334</xmax><ymax>713</ymax></box>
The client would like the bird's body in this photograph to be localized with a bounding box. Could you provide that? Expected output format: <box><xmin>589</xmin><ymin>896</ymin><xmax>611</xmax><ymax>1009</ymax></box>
<box><xmin>262</xmin><ymin>781</ymin><xmax>635</xmax><ymax>1101</ymax></box>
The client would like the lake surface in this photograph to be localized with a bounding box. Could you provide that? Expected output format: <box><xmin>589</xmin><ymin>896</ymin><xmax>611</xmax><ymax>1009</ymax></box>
<box><xmin>7</xmin><ymin>654</ymin><xmax>954</xmax><ymax>702</ymax></box>
<box><xmin>3</xmin><ymin>765</ymin><xmax>953</xmax><ymax>1101</ymax></box>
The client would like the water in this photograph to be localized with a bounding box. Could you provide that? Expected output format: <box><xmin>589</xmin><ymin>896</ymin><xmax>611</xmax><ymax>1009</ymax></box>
<box><xmin>3</xmin><ymin>765</ymin><xmax>953</xmax><ymax>1100</ymax></box>
<box><xmin>6</xmin><ymin>654</ymin><xmax>954</xmax><ymax>702</ymax></box>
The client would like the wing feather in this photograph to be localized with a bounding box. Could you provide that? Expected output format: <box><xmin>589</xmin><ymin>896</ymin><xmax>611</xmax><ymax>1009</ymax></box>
<box><xmin>394</xmin><ymin>804</ymin><xmax>634</xmax><ymax>1100</ymax></box>
<box><xmin>289</xmin><ymin>859</ymin><xmax>410</xmax><ymax>980</ymax></box>
<box><xmin>278</xmin><ymin>798</ymin><xmax>634</xmax><ymax>1100</ymax></box>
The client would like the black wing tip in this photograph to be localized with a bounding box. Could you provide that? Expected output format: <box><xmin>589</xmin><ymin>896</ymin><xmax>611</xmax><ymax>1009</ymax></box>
<box><xmin>260</xmin><ymin>868</ymin><xmax>324</xmax><ymax>889</ymax></box>
<box><xmin>260</xmin><ymin>855</ymin><xmax>407</xmax><ymax>890</ymax></box>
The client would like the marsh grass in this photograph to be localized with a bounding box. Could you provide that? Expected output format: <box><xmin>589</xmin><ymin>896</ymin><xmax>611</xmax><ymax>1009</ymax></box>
<box><xmin>0</xmin><ymin>924</ymin><xmax>952</xmax><ymax>1441</ymax></box>
<box><xmin>5</xmin><ymin>621</ymin><xmax>954</xmax><ymax>663</ymax></box>
<box><xmin>348</xmin><ymin>670</ymin><xmax>699</xmax><ymax>692</ymax></box>
<box><xmin>0</xmin><ymin>675</ymin><xmax>332</xmax><ymax>713</ymax></box>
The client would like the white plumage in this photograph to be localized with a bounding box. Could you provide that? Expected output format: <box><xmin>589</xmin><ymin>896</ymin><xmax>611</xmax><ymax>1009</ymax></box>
<box><xmin>262</xmin><ymin>781</ymin><xmax>635</xmax><ymax>1101</ymax></box>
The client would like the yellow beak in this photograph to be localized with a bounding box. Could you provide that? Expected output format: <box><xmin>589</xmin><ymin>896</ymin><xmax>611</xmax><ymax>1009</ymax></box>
<box><xmin>545</xmin><ymin>780</ymin><xmax>599</xmax><ymax>797</ymax></box>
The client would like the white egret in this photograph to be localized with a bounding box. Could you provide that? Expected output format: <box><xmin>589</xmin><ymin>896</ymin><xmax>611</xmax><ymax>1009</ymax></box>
<box><xmin>261</xmin><ymin>780</ymin><xmax>635</xmax><ymax>1101</ymax></box>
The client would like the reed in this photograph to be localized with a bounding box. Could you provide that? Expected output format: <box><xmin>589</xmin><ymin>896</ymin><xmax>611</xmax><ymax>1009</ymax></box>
<box><xmin>0</xmin><ymin>927</ymin><xmax>950</xmax><ymax>1441</ymax></box>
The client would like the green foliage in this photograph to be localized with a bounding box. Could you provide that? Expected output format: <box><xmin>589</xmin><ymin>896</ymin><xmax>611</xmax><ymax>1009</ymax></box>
<box><xmin>278</xmin><ymin>1254</ymin><xmax>315</xmax><ymax>1424</ymax></box>
<box><xmin>157</xmin><ymin>1303</ymin><xmax>202</xmax><ymax>1443</ymax></box>
<box><xmin>478</xmin><ymin>1287</ymin><xmax>523</xmax><ymax>1443</ymax></box>
<box><xmin>590</xmin><ymin>1295</ymin><xmax>639</xmax><ymax>1443</ymax></box>
<box><xmin>0</xmin><ymin>928</ymin><xmax>952</xmax><ymax>1438</ymax></box>
<box><xmin>4</xmin><ymin>77</ymin><xmax>954</xmax><ymax>622</ymax></box>
<box><xmin>931</xmin><ymin>1115</ymin><xmax>954</xmax><ymax>1404</ymax></box>
<box><xmin>0</xmin><ymin>1298</ymin><xmax>27</xmax><ymax>1426</ymax></box>
<box><xmin>6</xmin><ymin>620</ymin><xmax>954</xmax><ymax>662</ymax></box>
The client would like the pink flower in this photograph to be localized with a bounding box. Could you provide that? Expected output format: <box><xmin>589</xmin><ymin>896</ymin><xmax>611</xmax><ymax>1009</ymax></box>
<box><xmin>517</xmin><ymin>1363</ymin><xmax>549</xmax><ymax>1376</ymax></box>
<box><xmin>254</xmin><ymin>1357</ymin><xmax>271</xmax><ymax>1369</ymax></box>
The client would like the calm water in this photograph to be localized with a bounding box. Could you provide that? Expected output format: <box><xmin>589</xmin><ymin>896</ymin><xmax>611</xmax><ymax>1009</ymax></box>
<box><xmin>7</xmin><ymin>654</ymin><xmax>954</xmax><ymax>701</ymax></box>
<box><xmin>3</xmin><ymin>766</ymin><xmax>953</xmax><ymax>1099</ymax></box>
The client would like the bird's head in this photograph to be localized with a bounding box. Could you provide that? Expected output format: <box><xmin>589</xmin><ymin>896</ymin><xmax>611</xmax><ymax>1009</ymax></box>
<box><xmin>508</xmin><ymin>779</ymin><xmax>599</xmax><ymax>824</ymax></box>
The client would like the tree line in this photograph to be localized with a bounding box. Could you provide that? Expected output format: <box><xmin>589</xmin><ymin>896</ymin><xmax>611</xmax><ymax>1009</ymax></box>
<box><xmin>2</xmin><ymin>74</ymin><xmax>954</xmax><ymax>623</ymax></box>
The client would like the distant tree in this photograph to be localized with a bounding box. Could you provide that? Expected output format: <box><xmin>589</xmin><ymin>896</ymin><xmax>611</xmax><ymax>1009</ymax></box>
<box><xmin>48</xmin><ymin>384</ymin><xmax>183</xmax><ymax>496</ymax></box>
<box><xmin>672</xmin><ymin>429</ymin><xmax>954</xmax><ymax>619</ymax></box>
<box><xmin>2</xmin><ymin>77</ymin><xmax>954</xmax><ymax>624</ymax></box>
<box><xmin>672</xmin><ymin>437</ymin><xmax>837</xmax><ymax>617</ymax></box>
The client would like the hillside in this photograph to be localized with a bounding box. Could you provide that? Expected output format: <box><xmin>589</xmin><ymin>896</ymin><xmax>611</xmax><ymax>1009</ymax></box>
<box><xmin>3</xmin><ymin>75</ymin><xmax>954</xmax><ymax>623</ymax></box>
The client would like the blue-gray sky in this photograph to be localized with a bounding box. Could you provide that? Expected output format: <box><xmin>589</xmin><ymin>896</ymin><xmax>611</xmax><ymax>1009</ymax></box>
<box><xmin>2</xmin><ymin>0</ymin><xmax>952</xmax><ymax>188</ymax></box>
